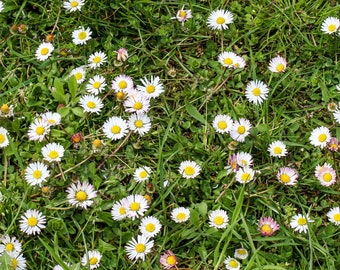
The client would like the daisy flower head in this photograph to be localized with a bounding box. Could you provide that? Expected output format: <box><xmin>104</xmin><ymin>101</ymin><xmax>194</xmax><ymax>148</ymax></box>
<box><xmin>160</xmin><ymin>250</ymin><xmax>178</xmax><ymax>269</ymax></box>
<box><xmin>86</xmin><ymin>75</ymin><xmax>107</xmax><ymax>95</ymax></box>
<box><xmin>212</xmin><ymin>114</ymin><xmax>233</xmax><ymax>134</ymax></box>
<box><xmin>116</xmin><ymin>48</ymin><xmax>128</xmax><ymax>62</ymax></box>
<box><xmin>245</xmin><ymin>80</ymin><xmax>269</xmax><ymax>105</ymax></box>
<box><xmin>233</xmin><ymin>55</ymin><xmax>246</xmax><ymax>69</ymax></box>
<box><xmin>92</xmin><ymin>138</ymin><xmax>105</xmax><ymax>152</ymax></box>
<box><xmin>125</xmin><ymin>194</ymin><xmax>149</xmax><ymax>220</ymax></box>
<box><xmin>0</xmin><ymin>1</ymin><xmax>4</xmax><ymax>12</ymax></box>
<box><xmin>133</xmin><ymin>166</ymin><xmax>152</xmax><ymax>183</ymax></box>
<box><xmin>0</xmin><ymin>104</ymin><xmax>14</xmax><ymax>118</ymax></box>
<box><xmin>7</xmin><ymin>253</ymin><xmax>26</xmax><ymax>270</ymax></box>
<box><xmin>0</xmin><ymin>127</ymin><xmax>10</xmax><ymax>148</ymax></box>
<box><xmin>72</xmin><ymin>26</ymin><xmax>92</xmax><ymax>45</ymax></box>
<box><xmin>128</xmin><ymin>113</ymin><xmax>152</xmax><ymax>136</ymax></box>
<box><xmin>137</xmin><ymin>75</ymin><xmax>164</xmax><ymax>98</ymax></box>
<box><xmin>178</xmin><ymin>160</ymin><xmax>201</xmax><ymax>179</ymax></box>
<box><xmin>139</xmin><ymin>216</ymin><xmax>162</xmax><ymax>238</ymax></box>
<box><xmin>67</xmin><ymin>181</ymin><xmax>97</xmax><ymax>209</ymax></box>
<box><xmin>41</xmin><ymin>111</ymin><xmax>61</xmax><ymax>126</ymax></box>
<box><xmin>111</xmin><ymin>198</ymin><xmax>129</xmax><ymax>221</ymax></box>
<box><xmin>218</xmin><ymin>51</ymin><xmax>238</xmax><ymax>68</ymax></box>
<box><xmin>326</xmin><ymin>206</ymin><xmax>340</xmax><ymax>225</ymax></box>
<box><xmin>268</xmin><ymin>140</ymin><xmax>287</xmax><ymax>158</ymax></box>
<box><xmin>88</xmin><ymin>51</ymin><xmax>107</xmax><ymax>69</ymax></box>
<box><xmin>257</xmin><ymin>217</ymin><xmax>280</xmax><ymax>236</ymax></box>
<box><xmin>19</xmin><ymin>209</ymin><xmax>46</xmax><ymax>235</ymax></box>
<box><xmin>124</xmin><ymin>93</ymin><xmax>150</xmax><ymax>114</ymax></box>
<box><xmin>333</xmin><ymin>106</ymin><xmax>340</xmax><ymax>124</ymax></box>
<box><xmin>236</xmin><ymin>152</ymin><xmax>253</xmax><ymax>168</ymax></box>
<box><xmin>321</xmin><ymin>17</ymin><xmax>340</xmax><ymax>34</ymax></box>
<box><xmin>230</xmin><ymin>118</ymin><xmax>252</xmax><ymax>142</ymax></box>
<box><xmin>70</xmin><ymin>67</ymin><xmax>86</xmax><ymax>84</ymax></box>
<box><xmin>25</xmin><ymin>161</ymin><xmax>50</xmax><ymax>187</ymax></box>
<box><xmin>234</xmin><ymin>248</ymin><xmax>248</xmax><ymax>260</ymax></box>
<box><xmin>171</xmin><ymin>207</ymin><xmax>190</xmax><ymax>223</ymax></box>
<box><xmin>35</xmin><ymin>42</ymin><xmax>54</xmax><ymax>61</ymax></box>
<box><xmin>315</xmin><ymin>163</ymin><xmax>336</xmax><ymax>187</ymax></box>
<box><xmin>27</xmin><ymin>118</ymin><xmax>50</xmax><ymax>142</ymax></box>
<box><xmin>225</xmin><ymin>153</ymin><xmax>239</xmax><ymax>174</ymax></box>
<box><xmin>276</xmin><ymin>167</ymin><xmax>298</xmax><ymax>186</ymax></box>
<box><xmin>290</xmin><ymin>213</ymin><xmax>314</xmax><ymax>233</ymax></box>
<box><xmin>112</xmin><ymin>74</ymin><xmax>134</xmax><ymax>93</ymax></box>
<box><xmin>309</xmin><ymin>126</ymin><xmax>331</xmax><ymax>148</ymax></box>
<box><xmin>79</xmin><ymin>94</ymin><xmax>103</xmax><ymax>114</ymax></box>
<box><xmin>41</xmin><ymin>142</ymin><xmax>64</xmax><ymax>163</ymax></box>
<box><xmin>235</xmin><ymin>167</ymin><xmax>255</xmax><ymax>184</ymax></box>
<box><xmin>102</xmin><ymin>116</ymin><xmax>129</xmax><ymax>140</ymax></box>
<box><xmin>224</xmin><ymin>256</ymin><xmax>241</xmax><ymax>270</ymax></box>
<box><xmin>172</xmin><ymin>5</ymin><xmax>192</xmax><ymax>26</ymax></box>
<box><xmin>81</xmin><ymin>250</ymin><xmax>101</xmax><ymax>269</ymax></box>
<box><xmin>63</xmin><ymin>0</ymin><xmax>84</xmax><ymax>12</ymax></box>
<box><xmin>207</xmin><ymin>9</ymin><xmax>233</xmax><ymax>31</ymax></box>
<box><xmin>53</xmin><ymin>263</ymin><xmax>71</xmax><ymax>270</ymax></box>
<box><xmin>268</xmin><ymin>55</ymin><xmax>287</xmax><ymax>73</ymax></box>
<box><xmin>208</xmin><ymin>209</ymin><xmax>229</xmax><ymax>229</ymax></box>
<box><xmin>0</xmin><ymin>235</ymin><xmax>22</xmax><ymax>255</ymax></box>
<box><xmin>327</xmin><ymin>137</ymin><xmax>339</xmax><ymax>151</ymax></box>
<box><xmin>125</xmin><ymin>234</ymin><xmax>154</xmax><ymax>261</ymax></box>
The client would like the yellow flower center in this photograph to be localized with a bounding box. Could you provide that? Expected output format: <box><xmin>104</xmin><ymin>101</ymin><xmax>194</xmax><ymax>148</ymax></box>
<box><xmin>217</xmin><ymin>121</ymin><xmax>227</xmax><ymax>130</ymax></box>
<box><xmin>48</xmin><ymin>150</ymin><xmax>59</xmax><ymax>159</ymax></box>
<box><xmin>179</xmin><ymin>10</ymin><xmax>186</xmax><ymax>18</ymax></box>
<box><xmin>1</xmin><ymin>104</ymin><xmax>10</xmax><ymax>113</ymax></box>
<box><xmin>71</xmin><ymin>1</ymin><xmax>79</xmax><ymax>7</ymax></box>
<box><xmin>328</xmin><ymin>24</ymin><xmax>336</xmax><ymax>32</ymax></box>
<box><xmin>297</xmin><ymin>217</ymin><xmax>307</xmax><ymax>226</ymax></box>
<box><xmin>116</xmin><ymin>91</ymin><xmax>125</xmax><ymax>100</ymax></box>
<box><xmin>40</xmin><ymin>48</ymin><xmax>49</xmax><ymax>55</ymax></box>
<box><xmin>130</xmin><ymin>202</ymin><xmax>140</xmax><ymax>211</ymax></box>
<box><xmin>214</xmin><ymin>216</ymin><xmax>224</xmax><ymax>225</ymax></box>
<box><xmin>177</xmin><ymin>213</ymin><xmax>186</xmax><ymax>220</ymax></box>
<box><xmin>10</xmin><ymin>258</ymin><xmax>18</xmax><ymax>269</ymax></box>
<box><xmin>146</xmin><ymin>85</ymin><xmax>155</xmax><ymax>93</ymax></box>
<box><xmin>280</xmin><ymin>174</ymin><xmax>290</xmax><ymax>183</ymax></box>
<box><xmin>5</xmin><ymin>243</ymin><xmax>14</xmax><ymax>252</ymax></box>
<box><xmin>334</xmin><ymin>213</ymin><xmax>340</xmax><ymax>222</ymax></box>
<box><xmin>139</xmin><ymin>171</ymin><xmax>148</xmax><ymax>178</ymax></box>
<box><xmin>0</xmin><ymin>134</ymin><xmax>6</xmax><ymax>143</ymax></box>
<box><xmin>133</xmin><ymin>101</ymin><xmax>143</xmax><ymax>110</ymax></box>
<box><xmin>184</xmin><ymin>166</ymin><xmax>195</xmax><ymax>175</ymax></box>
<box><xmin>33</xmin><ymin>170</ymin><xmax>42</xmax><ymax>179</ymax></box>
<box><xmin>75</xmin><ymin>191</ymin><xmax>87</xmax><ymax>202</ymax></box>
<box><xmin>145</xmin><ymin>223</ymin><xmax>155</xmax><ymax>232</ymax></box>
<box><xmin>118</xmin><ymin>80</ymin><xmax>127</xmax><ymax>89</ymax></box>
<box><xmin>78</xmin><ymin>31</ymin><xmax>87</xmax><ymax>40</ymax></box>
<box><xmin>36</xmin><ymin>126</ymin><xmax>45</xmax><ymax>135</ymax></box>
<box><xmin>134</xmin><ymin>120</ymin><xmax>144</xmax><ymax>128</ymax></box>
<box><xmin>135</xmin><ymin>243</ymin><xmax>145</xmax><ymax>253</ymax></box>
<box><xmin>241</xmin><ymin>173</ymin><xmax>251</xmax><ymax>182</ymax></box>
<box><xmin>261</xmin><ymin>224</ymin><xmax>272</xmax><ymax>234</ymax></box>
<box><xmin>273</xmin><ymin>147</ymin><xmax>282</xmax><ymax>155</ymax></box>
<box><xmin>93</xmin><ymin>139</ymin><xmax>102</xmax><ymax>147</ymax></box>
<box><xmin>27</xmin><ymin>217</ymin><xmax>38</xmax><ymax>227</ymax></box>
<box><xmin>231</xmin><ymin>161</ymin><xmax>238</xmax><ymax>170</ymax></box>
<box><xmin>119</xmin><ymin>207</ymin><xmax>126</xmax><ymax>215</ymax></box>
<box><xmin>87</xmin><ymin>101</ymin><xmax>96</xmax><ymax>109</ymax></box>
<box><xmin>93</xmin><ymin>56</ymin><xmax>101</xmax><ymax>64</ymax></box>
<box><xmin>89</xmin><ymin>257</ymin><xmax>98</xmax><ymax>265</ymax></box>
<box><xmin>93</xmin><ymin>82</ymin><xmax>101</xmax><ymax>89</ymax></box>
<box><xmin>216</xmin><ymin>17</ymin><xmax>225</xmax><ymax>25</ymax></box>
<box><xmin>322</xmin><ymin>173</ymin><xmax>332</xmax><ymax>182</ymax></box>
<box><xmin>237</xmin><ymin>126</ymin><xmax>245</xmax><ymax>134</ymax></box>
<box><xmin>237</xmin><ymin>249</ymin><xmax>247</xmax><ymax>255</ymax></box>
<box><xmin>223</xmin><ymin>58</ymin><xmax>233</xmax><ymax>65</ymax></box>
<box><xmin>74</xmin><ymin>72</ymin><xmax>83</xmax><ymax>81</ymax></box>
<box><xmin>48</xmin><ymin>119</ymin><xmax>56</xmax><ymax>124</ymax></box>
<box><xmin>166</xmin><ymin>255</ymin><xmax>176</xmax><ymax>265</ymax></box>
<box><xmin>276</xmin><ymin>63</ymin><xmax>285</xmax><ymax>72</ymax></box>
<box><xmin>252</xmin><ymin>87</ymin><xmax>261</xmax><ymax>96</ymax></box>
<box><xmin>111</xmin><ymin>125</ymin><xmax>121</xmax><ymax>134</ymax></box>
<box><xmin>229</xmin><ymin>259</ymin><xmax>239</xmax><ymax>268</ymax></box>
<box><xmin>318</xmin><ymin>134</ymin><xmax>327</xmax><ymax>142</ymax></box>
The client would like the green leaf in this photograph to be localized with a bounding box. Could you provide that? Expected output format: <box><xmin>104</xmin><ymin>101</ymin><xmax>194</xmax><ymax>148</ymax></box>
<box><xmin>39</xmin><ymin>237</ymin><xmax>71</xmax><ymax>270</ymax></box>
<box><xmin>68</xmin><ymin>75</ymin><xmax>78</xmax><ymax>102</ymax></box>
<box><xmin>71</xmin><ymin>107</ymin><xmax>85</xmax><ymax>117</ymax></box>
<box><xmin>54</xmin><ymin>78</ymin><xmax>65</xmax><ymax>96</ymax></box>
<box><xmin>185</xmin><ymin>101</ymin><xmax>206</xmax><ymax>125</ymax></box>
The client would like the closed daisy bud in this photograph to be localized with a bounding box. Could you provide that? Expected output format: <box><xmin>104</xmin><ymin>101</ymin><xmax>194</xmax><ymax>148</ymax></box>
<box><xmin>171</xmin><ymin>207</ymin><xmax>190</xmax><ymax>223</ymax></box>
<box><xmin>326</xmin><ymin>206</ymin><xmax>340</xmax><ymax>225</ymax></box>
<box><xmin>207</xmin><ymin>9</ymin><xmax>233</xmax><ymax>31</ymax></box>
<box><xmin>116</xmin><ymin>48</ymin><xmax>128</xmax><ymax>62</ymax></box>
<box><xmin>45</xmin><ymin>33</ymin><xmax>54</xmax><ymax>42</ymax></box>
<box><xmin>19</xmin><ymin>209</ymin><xmax>46</xmax><ymax>235</ymax></box>
<box><xmin>268</xmin><ymin>140</ymin><xmax>287</xmax><ymax>158</ymax></box>
<box><xmin>257</xmin><ymin>217</ymin><xmax>279</xmax><ymax>236</ymax></box>
<box><xmin>178</xmin><ymin>160</ymin><xmax>201</xmax><ymax>179</ymax></box>
<box><xmin>208</xmin><ymin>209</ymin><xmax>229</xmax><ymax>229</ymax></box>
<box><xmin>71</xmin><ymin>132</ymin><xmax>83</xmax><ymax>144</ymax></box>
<box><xmin>268</xmin><ymin>55</ymin><xmax>287</xmax><ymax>73</ymax></box>
<box><xmin>290</xmin><ymin>213</ymin><xmax>314</xmax><ymax>233</ymax></box>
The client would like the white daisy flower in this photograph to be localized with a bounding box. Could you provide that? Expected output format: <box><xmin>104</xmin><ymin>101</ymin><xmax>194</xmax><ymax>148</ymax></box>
<box><xmin>224</xmin><ymin>256</ymin><xmax>240</xmax><ymax>270</ymax></box>
<box><xmin>245</xmin><ymin>80</ymin><xmax>269</xmax><ymax>105</ymax></box>
<box><xmin>233</xmin><ymin>55</ymin><xmax>246</xmax><ymax>69</ymax></box>
<box><xmin>315</xmin><ymin>164</ymin><xmax>336</xmax><ymax>187</ymax></box>
<box><xmin>72</xmin><ymin>26</ymin><xmax>92</xmax><ymax>45</ymax></box>
<box><xmin>25</xmin><ymin>161</ymin><xmax>50</xmax><ymax>187</ymax></box>
<box><xmin>0</xmin><ymin>1</ymin><xmax>4</xmax><ymax>12</ymax></box>
<box><xmin>53</xmin><ymin>263</ymin><xmax>71</xmax><ymax>270</ymax></box>
<box><xmin>268</xmin><ymin>55</ymin><xmax>287</xmax><ymax>73</ymax></box>
<box><xmin>81</xmin><ymin>250</ymin><xmax>101</xmax><ymax>269</ymax></box>
<box><xmin>0</xmin><ymin>104</ymin><xmax>14</xmax><ymax>118</ymax></box>
<box><xmin>212</xmin><ymin>114</ymin><xmax>233</xmax><ymax>134</ymax></box>
<box><xmin>290</xmin><ymin>213</ymin><xmax>314</xmax><ymax>233</ymax></box>
<box><xmin>124</xmin><ymin>93</ymin><xmax>150</xmax><ymax>114</ymax></box>
<box><xmin>178</xmin><ymin>160</ymin><xmax>201</xmax><ymax>179</ymax></box>
<box><xmin>35</xmin><ymin>42</ymin><xmax>54</xmax><ymax>61</ymax></box>
<box><xmin>86</xmin><ymin>75</ymin><xmax>107</xmax><ymax>95</ymax></box>
<box><xmin>79</xmin><ymin>94</ymin><xmax>103</xmax><ymax>114</ymax></box>
<box><xmin>309</xmin><ymin>126</ymin><xmax>331</xmax><ymax>148</ymax></box>
<box><xmin>326</xmin><ymin>206</ymin><xmax>340</xmax><ymax>225</ymax></box>
<box><xmin>333</xmin><ymin>106</ymin><xmax>340</xmax><ymax>124</ymax></box>
<box><xmin>27</xmin><ymin>118</ymin><xmax>50</xmax><ymax>142</ymax></box>
<box><xmin>88</xmin><ymin>51</ymin><xmax>107</xmax><ymax>69</ymax></box>
<box><xmin>41</xmin><ymin>142</ymin><xmax>65</xmax><ymax>163</ymax></box>
<box><xmin>66</xmin><ymin>181</ymin><xmax>97</xmax><ymax>209</ymax></box>
<box><xmin>128</xmin><ymin>113</ymin><xmax>152</xmax><ymax>136</ymax></box>
<box><xmin>111</xmin><ymin>198</ymin><xmax>129</xmax><ymax>221</ymax></box>
<box><xmin>0</xmin><ymin>235</ymin><xmax>22</xmax><ymax>255</ymax></box>
<box><xmin>236</xmin><ymin>152</ymin><xmax>253</xmax><ymax>167</ymax></box>
<box><xmin>172</xmin><ymin>5</ymin><xmax>192</xmax><ymax>26</ymax></box>
<box><xmin>171</xmin><ymin>207</ymin><xmax>190</xmax><ymax>223</ymax></box>
<box><xmin>70</xmin><ymin>67</ymin><xmax>86</xmax><ymax>84</ymax></box>
<box><xmin>218</xmin><ymin>51</ymin><xmax>238</xmax><ymax>68</ymax></box>
<box><xmin>234</xmin><ymin>248</ymin><xmax>248</xmax><ymax>260</ymax></box>
<box><xmin>276</xmin><ymin>167</ymin><xmax>298</xmax><ymax>186</ymax></box>
<box><xmin>207</xmin><ymin>9</ymin><xmax>233</xmax><ymax>30</ymax></box>
<box><xmin>139</xmin><ymin>216</ymin><xmax>162</xmax><ymax>238</ymax></box>
<box><xmin>321</xmin><ymin>17</ymin><xmax>340</xmax><ymax>34</ymax></box>
<box><xmin>102</xmin><ymin>116</ymin><xmax>129</xmax><ymax>140</ymax></box>
<box><xmin>40</xmin><ymin>112</ymin><xmax>61</xmax><ymax>126</ymax></box>
<box><xmin>336</xmin><ymin>83</ymin><xmax>340</xmax><ymax>92</ymax></box>
<box><xmin>7</xmin><ymin>253</ymin><xmax>26</xmax><ymax>270</ymax></box>
<box><xmin>124</xmin><ymin>194</ymin><xmax>149</xmax><ymax>220</ymax></box>
<box><xmin>0</xmin><ymin>127</ymin><xmax>10</xmax><ymax>148</ymax></box>
<box><xmin>268</xmin><ymin>140</ymin><xmax>287</xmax><ymax>158</ymax></box>
<box><xmin>125</xmin><ymin>234</ymin><xmax>154</xmax><ymax>261</ymax></box>
<box><xmin>19</xmin><ymin>209</ymin><xmax>46</xmax><ymax>235</ymax></box>
<box><xmin>230</xmin><ymin>118</ymin><xmax>252</xmax><ymax>142</ymax></box>
<box><xmin>235</xmin><ymin>167</ymin><xmax>255</xmax><ymax>183</ymax></box>
<box><xmin>63</xmin><ymin>0</ymin><xmax>84</xmax><ymax>12</ymax></box>
<box><xmin>133</xmin><ymin>166</ymin><xmax>152</xmax><ymax>183</ymax></box>
<box><xmin>111</xmin><ymin>74</ymin><xmax>134</xmax><ymax>92</ymax></box>
<box><xmin>137</xmin><ymin>75</ymin><xmax>164</xmax><ymax>98</ymax></box>
<box><xmin>208</xmin><ymin>209</ymin><xmax>229</xmax><ymax>229</ymax></box>
<box><xmin>116</xmin><ymin>48</ymin><xmax>128</xmax><ymax>62</ymax></box>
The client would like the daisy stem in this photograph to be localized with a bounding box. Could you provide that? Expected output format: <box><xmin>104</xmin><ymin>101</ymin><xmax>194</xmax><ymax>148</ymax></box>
<box><xmin>221</xmin><ymin>30</ymin><xmax>224</xmax><ymax>51</ymax></box>
<box><xmin>50</xmin><ymin>7</ymin><xmax>61</xmax><ymax>35</ymax></box>
<box><xmin>97</xmin><ymin>131</ymin><xmax>133</xmax><ymax>170</ymax></box>
<box><xmin>57</xmin><ymin>161</ymin><xmax>66</xmax><ymax>182</ymax></box>
<box><xmin>54</xmin><ymin>155</ymin><xmax>92</xmax><ymax>178</ymax></box>
<box><xmin>3</xmin><ymin>149</ymin><xmax>7</xmax><ymax>187</ymax></box>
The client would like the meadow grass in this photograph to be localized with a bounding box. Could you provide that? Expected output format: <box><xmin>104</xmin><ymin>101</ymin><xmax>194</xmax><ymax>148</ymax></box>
<box><xmin>0</xmin><ymin>0</ymin><xmax>339</xmax><ymax>269</ymax></box>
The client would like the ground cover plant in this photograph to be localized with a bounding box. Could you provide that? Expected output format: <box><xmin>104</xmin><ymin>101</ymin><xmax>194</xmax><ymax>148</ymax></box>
<box><xmin>0</xmin><ymin>0</ymin><xmax>339</xmax><ymax>269</ymax></box>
